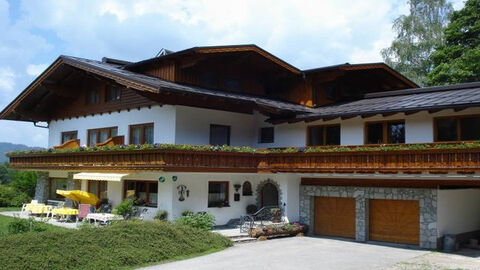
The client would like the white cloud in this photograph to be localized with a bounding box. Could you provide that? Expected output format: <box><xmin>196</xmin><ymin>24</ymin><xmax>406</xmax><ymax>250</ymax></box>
<box><xmin>26</xmin><ymin>63</ymin><xmax>48</xmax><ymax>76</ymax></box>
<box><xmin>0</xmin><ymin>68</ymin><xmax>15</xmax><ymax>93</ymax></box>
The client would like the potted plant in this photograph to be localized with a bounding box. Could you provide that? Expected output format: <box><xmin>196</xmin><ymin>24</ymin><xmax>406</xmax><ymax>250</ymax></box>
<box><xmin>270</xmin><ymin>208</ymin><xmax>282</xmax><ymax>223</ymax></box>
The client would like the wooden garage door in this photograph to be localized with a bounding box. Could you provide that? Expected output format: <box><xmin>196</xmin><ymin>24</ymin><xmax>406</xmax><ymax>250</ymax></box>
<box><xmin>369</xmin><ymin>199</ymin><xmax>419</xmax><ymax>245</ymax></box>
<box><xmin>314</xmin><ymin>197</ymin><xmax>356</xmax><ymax>238</ymax></box>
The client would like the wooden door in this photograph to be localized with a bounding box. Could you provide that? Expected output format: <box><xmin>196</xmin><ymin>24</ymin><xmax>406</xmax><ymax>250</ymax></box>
<box><xmin>314</xmin><ymin>197</ymin><xmax>356</xmax><ymax>238</ymax></box>
<box><xmin>369</xmin><ymin>199</ymin><xmax>420</xmax><ymax>245</ymax></box>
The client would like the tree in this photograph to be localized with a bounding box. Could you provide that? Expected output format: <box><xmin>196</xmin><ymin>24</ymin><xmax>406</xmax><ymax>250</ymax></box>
<box><xmin>427</xmin><ymin>0</ymin><xmax>480</xmax><ymax>85</ymax></box>
<box><xmin>9</xmin><ymin>171</ymin><xmax>37</xmax><ymax>198</ymax></box>
<box><xmin>0</xmin><ymin>163</ymin><xmax>14</xmax><ymax>185</ymax></box>
<box><xmin>381</xmin><ymin>0</ymin><xmax>453</xmax><ymax>86</ymax></box>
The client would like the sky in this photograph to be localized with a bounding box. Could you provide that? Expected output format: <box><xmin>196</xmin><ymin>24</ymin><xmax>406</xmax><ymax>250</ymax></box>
<box><xmin>0</xmin><ymin>0</ymin><xmax>466</xmax><ymax>147</ymax></box>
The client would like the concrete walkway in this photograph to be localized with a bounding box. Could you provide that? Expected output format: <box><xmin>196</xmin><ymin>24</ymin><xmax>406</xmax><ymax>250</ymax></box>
<box><xmin>137</xmin><ymin>237</ymin><xmax>429</xmax><ymax>270</ymax></box>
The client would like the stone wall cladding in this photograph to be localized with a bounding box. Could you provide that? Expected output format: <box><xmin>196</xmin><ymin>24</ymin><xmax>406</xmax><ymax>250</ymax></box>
<box><xmin>33</xmin><ymin>172</ymin><xmax>49</xmax><ymax>203</ymax></box>
<box><xmin>300</xmin><ymin>185</ymin><xmax>438</xmax><ymax>249</ymax></box>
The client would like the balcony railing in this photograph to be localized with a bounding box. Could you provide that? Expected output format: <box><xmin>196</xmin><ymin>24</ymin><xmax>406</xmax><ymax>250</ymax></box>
<box><xmin>7</xmin><ymin>143</ymin><xmax>480</xmax><ymax>173</ymax></box>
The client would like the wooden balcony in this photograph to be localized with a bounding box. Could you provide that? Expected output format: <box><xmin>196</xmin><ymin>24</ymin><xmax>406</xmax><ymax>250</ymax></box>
<box><xmin>8</xmin><ymin>144</ymin><xmax>480</xmax><ymax>174</ymax></box>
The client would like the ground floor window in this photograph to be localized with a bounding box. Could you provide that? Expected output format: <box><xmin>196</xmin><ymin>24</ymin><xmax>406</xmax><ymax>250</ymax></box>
<box><xmin>208</xmin><ymin>181</ymin><xmax>229</xmax><ymax>207</ymax></box>
<box><xmin>123</xmin><ymin>180</ymin><xmax>158</xmax><ymax>207</ymax></box>
<box><xmin>48</xmin><ymin>178</ymin><xmax>67</xmax><ymax>200</ymax></box>
<box><xmin>88</xmin><ymin>181</ymin><xmax>108</xmax><ymax>200</ymax></box>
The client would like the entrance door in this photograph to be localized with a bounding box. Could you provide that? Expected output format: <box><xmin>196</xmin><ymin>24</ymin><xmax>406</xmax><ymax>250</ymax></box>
<box><xmin>261</xmin><ymin>183</ymin><xmax>279</xmax><ymax>207</ymax></box>
<box><xmin>314</xmin><ymin>196</ymin><xmax>356</xmax><ymax>238</ymax></box>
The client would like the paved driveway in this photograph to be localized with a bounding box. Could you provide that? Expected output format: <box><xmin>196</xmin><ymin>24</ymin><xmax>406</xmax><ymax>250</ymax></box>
<box><xmin>137</xmin><ymin>237</ymin><xmax>428</xmax><ymax>270</ymax></box>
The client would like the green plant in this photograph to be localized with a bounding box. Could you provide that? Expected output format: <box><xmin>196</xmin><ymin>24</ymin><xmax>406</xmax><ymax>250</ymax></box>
<box><xmin>154</xmin><ymin>210</ymin><xmax>168</xmax><ymax>221</ymax></box>
<box><xmin>181</xmin><ymin>210</ymin><xmax>194</xmax><ymax>217</ymax></box>
<box><xmin>0</xmin><ymin>220</ymin><xmax>231</xmax><ymax>270</ymax></box>
<box><xmin>175</xmin><ymin>212</ymin><xmax>215</xmax><ymax>231</ymax></box>
<box><xmin>112</xmin><ymin>199</ymin><xmax>135</xmax><ymax>217</ymax></box>
<box><xmin>246</xmin><ymin>204</ymin><xmax>257</xmax><ymax>214</ymax></box>
<box><xmin>0</xmin><ymin>185</ymin><xmax>31</xmax><ymax>207</ymax></box>
<box><xmin>7</xmin><ymin>217</ymin><xmax>49</xmax><ymax>234</ymax></box>
<box><xmin>9</xmin><ymin>171</ymin><xmax>37</xmax><ymax>197</ymax></box>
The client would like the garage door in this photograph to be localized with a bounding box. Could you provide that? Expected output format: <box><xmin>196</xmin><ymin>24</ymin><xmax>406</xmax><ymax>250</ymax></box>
<box><xmin>314</xmin><ymin>197</ymin><xmax>356</xmax><ymax>238</ymax></box>
<box><xmin>369</xmin><ymin>199</ymin><xmax>419</xmax><ymax>245</ymax></box>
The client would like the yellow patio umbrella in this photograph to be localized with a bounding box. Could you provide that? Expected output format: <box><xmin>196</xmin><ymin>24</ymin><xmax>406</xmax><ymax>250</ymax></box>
<box><xmin>56</xmin><ymin>190</ymin><xmax>100</xmax><ymax>206</ymax></box>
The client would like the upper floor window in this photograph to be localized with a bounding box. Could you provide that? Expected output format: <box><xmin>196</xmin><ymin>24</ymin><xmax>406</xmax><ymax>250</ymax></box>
<box><xmin>88</xmin><ymin>127</ymin><xmax>118</xmax><ymax>146</ymax></box>
<box><xmin>365</xmin><ymin>121</ymin><xmax>405</xmax><ymax>144</ymax></box>
<box><xmin>258</xmin><ymin>127</ymin><xmax>274</xmax><ymax>144</ymax></box>
<box><xmin>210</xmin><ymin>124</ymin><xmax>230</xmax><ymax>146</ymax></box>
<box><xmin>224</xmin><ymin>78</ymin><xmax>241</xmax><ymax>92</ymax></box>
<box><xmin>129</xmin><ymin>123</ymin><xmax>154</xmax><ymax>145</ymax></box>
<box><xmin>86</xmin><ymin>89</ymin><xmax>99</xmax><ymax>104</ymax></box>
<box><xmin>199</xmin><ymin>72</ymin><xmax>217</xmax><ymax>89</ymax></box>
<box><xmin>307</xmin><ymin>125</ymin><xmax>340</xmax><ymax>146</ymax></box>
<box><xmin>61</xmin><ymin>131</ymin><xmax>77</xmax><ymax>144</ymax></box>
<box><xmin>435</xmin><ymin>115</ymin><xmax>480</xmax><ymax>142</ymax></box>
<box><xmin>208</xmin><ymin>181</ymin><xmax>229</xmax><ymax>208</ymax></box>
<box><xmin>105</xmin><ymin>85</ymin><xmax>121</xmax><ymax>102</ymax></box>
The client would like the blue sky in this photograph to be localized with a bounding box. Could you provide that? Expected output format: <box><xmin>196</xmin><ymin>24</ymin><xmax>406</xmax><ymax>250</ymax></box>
<box><xmin>0</xmin><ymin>0</ymin><xmax>465</xmax><ymax>147</ymax></box>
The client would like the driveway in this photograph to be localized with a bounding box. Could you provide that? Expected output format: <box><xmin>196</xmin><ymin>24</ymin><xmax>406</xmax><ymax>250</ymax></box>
<box><xmin>137</xmin><ymin>237</ymin><xmax>429</xmax><ymax>270</ymax></box>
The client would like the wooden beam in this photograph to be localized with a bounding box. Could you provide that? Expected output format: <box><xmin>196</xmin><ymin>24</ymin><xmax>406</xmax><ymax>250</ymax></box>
<box><xmin>361</xmin><ymin>114</ymin><xmax>377</xmax><ymax>118</ymax></box>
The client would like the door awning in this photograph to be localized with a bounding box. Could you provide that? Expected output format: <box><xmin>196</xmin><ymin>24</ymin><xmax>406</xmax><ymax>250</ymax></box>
<box><xmin>73</xmin><ymin>173</ymin><xmax>129</xmax><ymax>182</ymax></box>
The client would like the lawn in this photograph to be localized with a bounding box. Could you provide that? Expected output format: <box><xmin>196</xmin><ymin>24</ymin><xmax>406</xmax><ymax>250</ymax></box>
<box><xmin>0</xmin><ymin>220</ymin><xmax>232</xmax><ymax>270</ymax></box>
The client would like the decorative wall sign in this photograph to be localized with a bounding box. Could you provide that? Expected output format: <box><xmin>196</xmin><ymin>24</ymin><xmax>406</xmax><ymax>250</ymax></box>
<box><xmin>234</xmin><ymin>193</ymin><xmax>240</xmax><ymax>201</ymax></box>
<box><xmin>177</xmin><ymin>185</ymin><xmax>189</xmax><ymax>201</ymax></box>
<box><xmin>158</xmin><ymin>176</ymin><xmax>166</xmax><ymax>183</ymax></box>
<box><xmin>172</xmin><ymin>176</ymin><xmax>178</xmax><ymax>182</ymax></box>
<box><xmin>234</xmin><ymin>184</ymin><xmax>241</xmax><ymax>192</ymax></box>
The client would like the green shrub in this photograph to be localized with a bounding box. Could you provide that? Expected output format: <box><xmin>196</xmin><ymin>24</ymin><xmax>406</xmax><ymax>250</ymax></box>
<box><xmin>246</xmin><ymin>204</ymin><xmax>257</xmax><ymax>214</ymax></box>
<box><xmin>175</xmin><ymin>212</ymin><xmax>215</xmax><ymax>231</ymax></box>
<box><xmin>181</xmin><ymin>210</ymin><xmax>194</xmax><ymax>216</ymax></box>
<box><xmin>154</xmin><ymin>210</ymin><xmax>168</xmax><ymax>221</ymax></box>
<box><xmin>0</xmin><ymin>185</ymin><xmax>31</xmax><ymax>207</ymax></box>
<box><xmin>9</xmin><ymin>171</ymin><xmax>37</xmax><ymax>197</ymax></box>
<box><xmin>0</xmin><ymin>220</ymin><xmax>231</xmax><ymax>270</ymax></box>
<box><xmin>112</xmin><ymin>199</ymin><xmax>135</xmax><ymax>217</ymax></box>
<box><xmin>7</xmin><ymin>218</ymin><xmax>49</xmax><ymax>234</ymax></box>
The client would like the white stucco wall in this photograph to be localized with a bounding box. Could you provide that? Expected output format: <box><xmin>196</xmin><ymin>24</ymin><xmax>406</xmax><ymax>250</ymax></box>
<box><xmin>48</xmin><ymin>105</ymin><xmax>176</xmax><ymax>147</ymax></box>
<box><xmin>437</xmin><ymin>188</ymin><xmax>480</xmax><ymax>235</ymax></box>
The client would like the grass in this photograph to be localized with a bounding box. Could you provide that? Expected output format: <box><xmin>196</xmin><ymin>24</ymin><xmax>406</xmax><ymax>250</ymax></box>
<box><xmin>0</xmin><ymin>207</ymin><xmax>21</xmax><ymax>212</ymax></box>
<box><xmin>0</xmin><ymin>220</ymin><xmax>232</xmax><ymax>270</ymax></box>
<box><xmin>0</xmin><ymin>214</ymin><xmax>68</xmax><ymax>235</ymax></box>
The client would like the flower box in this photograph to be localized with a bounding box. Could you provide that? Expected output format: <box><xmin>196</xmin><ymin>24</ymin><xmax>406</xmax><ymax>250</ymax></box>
<box><xmin>249</xmin><ymin>222</ymin><xmax>308</xmax><ymax>238</ymax></box>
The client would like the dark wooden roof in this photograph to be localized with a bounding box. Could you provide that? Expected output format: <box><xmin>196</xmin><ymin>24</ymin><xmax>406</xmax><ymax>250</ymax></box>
<box><xmin>273</xmin><ymin>82</ymin><xmax>480</xmax><ymax>123</ymax></box>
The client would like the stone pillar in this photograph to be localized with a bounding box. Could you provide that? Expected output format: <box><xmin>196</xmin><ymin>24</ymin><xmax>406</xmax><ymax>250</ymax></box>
<box><xmin>64</xmin><ymin>172</ymin><xmax>78</xmax><ymax>208</ymax></box>
<box><xmin>355</xmin><ymin>197</ymin><xmax>367</xmax><ymax>242</ymax></box>
<box><xmin>34</xmin><ymin>172</ymin><xmax>49</xmax><ymax>203</ymax></box>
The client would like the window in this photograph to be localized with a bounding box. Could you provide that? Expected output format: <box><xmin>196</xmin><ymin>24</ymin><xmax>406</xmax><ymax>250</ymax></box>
<box><xmin>86</xmin><ymin>89</ymin><xmax>99</xmax><ymax>104</ymax></box>
<box><xmin>325</xmin><ymin>82</ymin><xmax>336</xmax><ymax>100</ymax></box>
<box><xmin>435</xmin><ymin>115</ymin><xmax>480</xmax><ymax>141</ymax></box>
<box><xmin>307</xmin><ymin>125</ymin><xmax>340</xmax><ymax>146</ymax></box>
<box><xmin>210</xmin><ymin>124</ymin><xmax>230</xmax><ymax>146</ymax></box>
<box><xmin>208</xmin><ymin>181</ymin><xmax>229</xmax><ymax>207</ymax></box>
<box><xmin>242</xmin><ymin>181</ymin><xmax>252</xmax><ymax>196</ymax></box>
<box><xmin>88</xmin><ymin>181</ymin><xmax>108</xmax><ymax>200</ymax></box>
<box><xmin>199</xmin><ymin>72</ymin><xmax>217</xmax><ymax>89</ymax></box>
<box><xmin>365</xmin><ymin>121</ymin><xmax>405</xmax><ymax>144</ymax></box>
<box><xmin>259</xmin><ymin>127</ymin><xmax>274</xmax><ymax>143</ymax></box>
<box><xmin>224</xmin><ymin>78</ymin><xmax>241</xmax><ymax>92</ymax></box>
<box><xmin>48</xmin><ymin>179</ymin><xmax>67</xmax><ymax>201</ymax></box>
<box><xmin>88</xmin><ymin>127</ymin><xmax>118</xmax><ymax>146</ymax></box>
<box><xmin>123</xmin><ymin>180</ymin><xmax>158</xmax><ymax>207</ymax></box>
<box><xmin>61</xmin><ymin>131</ymin><xmax>77</xmax><ymax>144</ymax></box>
<box><xmin>129</xmin><ymin>123</ymin><xmax>154</xmax><ymax>145</ymax></box>
<box><xmin>105</xmin><ymin>85</ymin><xmax>121</xmax><ymax>102</ymax></box>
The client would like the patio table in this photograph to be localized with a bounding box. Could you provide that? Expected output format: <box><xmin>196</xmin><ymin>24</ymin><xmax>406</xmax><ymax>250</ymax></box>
<box><xmin>85</xmin><ymin>213</ymin><xmax>123</xmax><ymax>225</ymax></box>
<box><xmin>51</xmin><ymin>207</ymin><xmax>79</xmax><ymax>222</ymax></box>
<box><xmin>23</xmin><ymin>203</ymin><xmax>52</xmax><ymax>215</ymax></box>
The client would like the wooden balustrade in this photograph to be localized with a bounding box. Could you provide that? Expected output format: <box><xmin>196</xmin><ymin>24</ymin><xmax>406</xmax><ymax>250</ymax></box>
<box><xmin>8</xmin><ymin>146</ymin><xmax>480</xmax><ymax>173</ymax></box>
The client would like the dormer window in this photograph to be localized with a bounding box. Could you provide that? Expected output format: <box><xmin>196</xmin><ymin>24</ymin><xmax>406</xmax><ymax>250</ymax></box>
<box><xmin>199</xmin><ymin>72</ymin><xmax>217</xmax><ymax>89</ymax></box>
<box><xmin>86</xmin><ymin>89</ymin><xmax>99</xmax><ymax>104</ymax></box>
<box><xmin>105</xmin><ymin>86</ymin><xmax>121</xmax><ymax>102</ymax></box>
